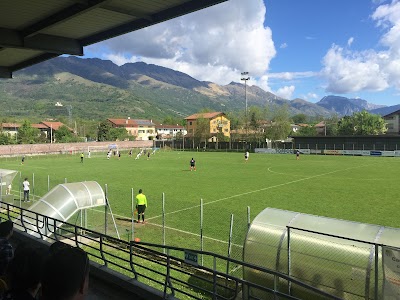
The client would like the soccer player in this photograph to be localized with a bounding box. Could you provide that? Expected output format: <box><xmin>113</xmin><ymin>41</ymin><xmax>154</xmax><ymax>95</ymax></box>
<box><xmin>21</xmin><ymin>156</ymin><xmax>25</xmax><ymax>165</ymax></box>
<box><xmin>296</xmin><ymin>150</ymin><xmax>300</xmax><ymax>160</ymax></box>
<box><xmin>190</xmin><ymin>158</ymin><xmax>196</xmax><ymax>171</ymax></box>
<box><xmin>22</xmin><ymin>178</ymin><xmax>30</xmax><ymax>202</ymax></box>
<box><xmin>135</xmin><ymin>189</ymin><xmax>148</xmax><ymax>224</ymax></box>
<box><xmin>87</xmin><ymin>150</ymin><xmax>91</xmax><ymax>158</ymax></box>
<box><xmin>245</xmin><ymin>151</ymin><xmax>249</xmax><ymax>162</ymax></box>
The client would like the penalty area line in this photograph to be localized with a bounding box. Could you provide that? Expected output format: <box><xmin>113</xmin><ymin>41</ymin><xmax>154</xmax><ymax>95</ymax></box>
<box><xmin>87</xmin><ymin>207</ymin><xmax>241</xmax><ymax>247</ymax></box>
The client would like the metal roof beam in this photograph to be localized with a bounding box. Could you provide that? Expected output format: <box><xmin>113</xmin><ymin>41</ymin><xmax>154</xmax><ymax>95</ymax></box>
<box><xmin>0</xmin><ymin>28</ymin><xmax>83</xmax><ymax>55</ymax></box>
<box><xmin>9</xmin><ymin>53</ymin><xmax>59</xmax><ymax>73</ymax></box>
<box><xmin>0</xmin><ymin>67</ymin><xmax>11</xmax><ymax>78</ymax></box>
<box><xmin>22</xmin><ymin>0</ymin><xmax>109</xmax><ymax>38</ymax></box>
<box><xmin>101</xmin><ymin>5</ymin><xmax>153</xmax><ymax>21</ymax></box>
<box><xmin>82</xmin><ymin>0</ymin><xmax>228</xmax><ymax>46</ymax></box>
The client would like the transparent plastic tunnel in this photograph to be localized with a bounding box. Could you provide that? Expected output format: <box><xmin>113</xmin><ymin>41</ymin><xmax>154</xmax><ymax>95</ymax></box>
<box><xmin>17</xmin><ymin>181</ymin><xmax>105</xmax><ymax>238</ymax></box>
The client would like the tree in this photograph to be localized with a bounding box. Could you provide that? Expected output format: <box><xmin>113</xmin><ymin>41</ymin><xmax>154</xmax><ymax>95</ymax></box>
<box><xmin>265</xmin><ymin>104</ymin><xmax>292</xmax><ymax>146</ymax></box>
<box><xmin>292</xmin><ymin>113</ymin><xmax>308</xmax><ymax>124</ymax></box>
<box><xmin>294</xmin><ymin>126</ymin><xmax>317</xmax><ymax>136</ymax></box>
<box><xmin>162</xmin><ymin>116</ymin><xmax>184</xmax><ymax>126</ymax></box>
<box><xmin>194</xmin><ymin>117</ymin><xmax>209</xmax><ymax>146</ymax></box>
<box><xmin>107</xmin><ymin>127</ymin><xmax>129</xmax><ymax>141</ymax></box>
<box><xmin>0</xmin><ymin>133</ymin><xmax>12</xmax><ymax>145</ymax></box>
<box><xmin>323</xmin><ymin>115</ymin><xmax>339</xmax><ymax>136</ymax></box>
<box><xmin>54</xmin><ymin>125</ymin><xmax>75</xmax><ymax>143</ymax></box>
<box><xmin>337</xmin><ymin>111</ymin><xmax>387</xmax><ymax>135</ymax></box>
<box><xmin>17</xmin><ymin>121</ymin><xmax>39</xmax><ymax>144</ymax></box>
<box><xmin>97</xmin><ymin>121</ymin><xmax>112</xmax><ymax>141</ymax></box>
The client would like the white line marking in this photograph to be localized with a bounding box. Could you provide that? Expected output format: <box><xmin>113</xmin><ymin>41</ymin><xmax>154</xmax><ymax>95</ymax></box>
<box><xmin>87</xmin><ymin>207</ymin><xmax>241</xmax><ymax>246</ymax></box>
<box><xmin>148</xmin><ymin>163</ymin><xmax>374</xmax><ymax>220</ymax></box>
<box><xmin>267</xmin><ymin>167</ymin><xmax>309</xmax><ymax>177</ymax></box>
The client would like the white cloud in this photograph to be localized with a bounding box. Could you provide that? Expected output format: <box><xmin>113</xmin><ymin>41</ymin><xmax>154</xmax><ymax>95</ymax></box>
<box><xmin>303</xmin><ymin>92</ymin><xmax>319</xmax><ymax>100</ymax></box>
<box><xmin>321</xmin><ymin>0</ymin><xmax>400</xmax><ymax>94</ymax></box>
<box><xmin>347</xmin><ymin>37</ymin><xmax>354</xmax><ymax>47</ymax></box>
<box><xmin>280</xmin><ymin>43</ymin><xmax>288</xmax><ymax>49</ymax></box>
<box><xmin>268</xmin><ymin>71</ymin><xmax>316</xmax><ymax>80</ymax></box>
<box><xmin>275</xmin><ymin>85</ymin><xmax>295</xmax><ymax>99</ymax></box>
<box><xmin>91</xmin><ymin>0</ymin><xmax>275</xmax><ymax>86</ymax></box>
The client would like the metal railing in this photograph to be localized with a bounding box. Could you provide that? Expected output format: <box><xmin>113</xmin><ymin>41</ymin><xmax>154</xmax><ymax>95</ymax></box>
<box><xmin>0</xmin><ymin>201</ymin><xmax>342</xmax><ymax>300</ymax></box>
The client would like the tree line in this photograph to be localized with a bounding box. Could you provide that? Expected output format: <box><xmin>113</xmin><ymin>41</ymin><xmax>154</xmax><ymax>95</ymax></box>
<box><xmin>0</xmin><ymin>106</ymin><xmax>387</xmax><ymax>145</ymax></box>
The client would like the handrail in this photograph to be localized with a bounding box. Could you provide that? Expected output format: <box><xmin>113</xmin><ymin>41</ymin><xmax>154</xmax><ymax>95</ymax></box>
<box><xmin>0</xmin><ymin>201</ymin><xmax>342</xmax><ymax>300</ymax></box>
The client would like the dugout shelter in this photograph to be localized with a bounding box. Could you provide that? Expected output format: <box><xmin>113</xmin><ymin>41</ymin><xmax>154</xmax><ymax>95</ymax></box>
<box><xmin>15</xmin><ymin>181</ymin><xmax>120</xmax><ymax>239</ymax></box>
<box><xmin>243</xmin><ymin>208</ymin><xmax>400</xmax><ymax>299</ymax></box>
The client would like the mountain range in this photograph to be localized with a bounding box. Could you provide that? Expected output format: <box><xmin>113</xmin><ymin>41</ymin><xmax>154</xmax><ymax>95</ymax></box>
<box><xmin>0</xmin><ymin>56</ymin><xmax>397</xmax><ymax>121</ymax></box>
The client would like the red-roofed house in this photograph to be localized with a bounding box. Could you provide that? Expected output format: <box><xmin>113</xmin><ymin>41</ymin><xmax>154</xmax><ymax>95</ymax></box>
<box><xmin>1</xmin><ymin>123</ymin><xmax>20</xmax><ymax>137</ymax></box>
<box><xmin>184</xmin><ymin>112</ymin><xmax>230</xmax><ymax>139</ymax></box>
<box><xmin>107</xmin><ymin>118</ymin><xmax>156</xmax><ymax>140</ymax></box>
<box><xmin>1</xmin><ymin>121</ymin><xmax>72</xmax><ymax>142</ymax></box>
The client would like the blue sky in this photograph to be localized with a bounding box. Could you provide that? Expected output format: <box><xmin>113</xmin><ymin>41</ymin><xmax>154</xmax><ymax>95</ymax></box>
<box><xmin>86</xmin><ymin>0</ymin><xmax>400</xmax><ymax>106</ymax></box>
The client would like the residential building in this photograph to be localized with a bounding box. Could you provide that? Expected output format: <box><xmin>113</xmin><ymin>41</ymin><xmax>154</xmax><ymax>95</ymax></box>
<box><xmin>108</xmin><ymin>118</ymin><xmax>156</xmax><ymax>140</ymax></box>
<box><xmin>156</xmin><ymin>124</ymin><xmax>186</xmax><ymax>140</ymax></box>
<box><xmin>1</xmin><ymin>121</ymin><xmax>72</xmax><ymax>142</ymax></box>
<box><xmin>185</xmin><ymin>112</ymin><xmax>230</xmax><ymax>139</ymax></box>
<box><xmin>383</xmin><ymin>110</ymin><xmax>400</xmax><ymax>134</ymax></box>
<box><xmin>314</xmin><ymin>121</ymin><xmax>326</xmax><ymax>136</ymax></box>
<box><xmin>1</xmin><ymin>123</ymin><xmax>20</xmax><ymax>137</ymax></box>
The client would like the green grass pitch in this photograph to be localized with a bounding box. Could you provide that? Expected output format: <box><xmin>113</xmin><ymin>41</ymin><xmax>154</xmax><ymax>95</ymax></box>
<box><xmin>1</xmin><ymin>151</ymin><xmax>399</xmax><ymax>257</ymax></box>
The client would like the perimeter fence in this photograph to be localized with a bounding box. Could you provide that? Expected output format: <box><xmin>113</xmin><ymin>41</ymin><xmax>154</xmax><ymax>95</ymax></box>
<box><xmin>0</xmin><ymin>169</ymin><xmax>250</xmax><ymax>272</ymax></box>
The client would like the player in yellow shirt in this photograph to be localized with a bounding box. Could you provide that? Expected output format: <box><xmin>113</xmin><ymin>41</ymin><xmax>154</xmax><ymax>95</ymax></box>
<box><xmin>135</xmin><ymin>189</ymin><xmax>148</xmax><ymax>224</ymax></box>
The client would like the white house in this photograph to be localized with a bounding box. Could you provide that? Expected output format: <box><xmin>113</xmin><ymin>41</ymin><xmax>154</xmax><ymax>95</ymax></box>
<box><xmin>155</xmin><ymin>124</ymin><xmax>186</xmax><ymax>139</ymax></box>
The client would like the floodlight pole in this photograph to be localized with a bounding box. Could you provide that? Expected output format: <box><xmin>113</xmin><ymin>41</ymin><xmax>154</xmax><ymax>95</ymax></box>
<box><xmin>241</xmin><ymin>72</ymin><xmax>250</xmax><ymax>117</ymax></box>
<box><xmin>241</xmin><ymin>72</ymin><xmax>250</xmax><ymax>140</ymax></box>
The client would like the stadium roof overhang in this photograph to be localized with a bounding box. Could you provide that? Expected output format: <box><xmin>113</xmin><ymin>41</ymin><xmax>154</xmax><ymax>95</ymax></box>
<box><xmin>0</xmin><ymin>0</ymin><xmax>227</xmax><ymax>78</ymax></box>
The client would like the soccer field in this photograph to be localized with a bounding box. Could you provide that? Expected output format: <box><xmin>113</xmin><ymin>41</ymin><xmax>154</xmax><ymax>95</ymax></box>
<box><xmin>1</xmin><ymin>151</ymin><xmax>399</xmax><ymax>258</ymax></box>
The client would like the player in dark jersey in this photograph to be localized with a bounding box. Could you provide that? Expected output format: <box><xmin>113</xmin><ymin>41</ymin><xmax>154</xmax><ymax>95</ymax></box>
<box><xmin>190</xmin><ymin>158</ymin><xmax>196</xmax><ymax>171</ymax></box>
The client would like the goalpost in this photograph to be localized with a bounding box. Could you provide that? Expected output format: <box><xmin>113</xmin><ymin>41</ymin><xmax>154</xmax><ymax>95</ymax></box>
<box><xmin>87</xmin><ymin>144</ymin><xmax>119</xmax><ymax>157</ymax></box>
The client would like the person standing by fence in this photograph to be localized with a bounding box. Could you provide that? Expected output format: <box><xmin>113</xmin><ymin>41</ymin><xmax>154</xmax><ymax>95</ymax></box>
<box><xmin>22</xmin><ymin>178</ymin><xmax>30</xmax><ymax>202</ymax></box>
<box><xmin>135</xmin><ymin>189</ymin><xmax>148</xmax><ymax>224</ymax></box>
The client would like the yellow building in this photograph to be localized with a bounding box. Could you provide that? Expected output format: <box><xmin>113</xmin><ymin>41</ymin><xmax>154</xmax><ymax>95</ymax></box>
<box><xmin>185</xmin><ymin>112</ymin><xmax>230</xmax><ymax>139</ymax></box>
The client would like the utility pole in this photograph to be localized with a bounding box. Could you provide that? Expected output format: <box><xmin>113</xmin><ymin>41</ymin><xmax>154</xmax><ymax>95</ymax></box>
<box><xmin>241</xmin><ymin>72</ymin><xmax>250</xmax><ymax>141</ymax></box>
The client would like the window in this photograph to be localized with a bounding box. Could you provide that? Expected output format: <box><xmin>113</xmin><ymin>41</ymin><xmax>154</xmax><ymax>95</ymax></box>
<box><xmin>138</xmin><ymin>130</ymin><xmax>145</xmax><ymax>133</ymax></box>
<box><xmin>189</xmin><ymin>122</ymin><xmax>192</xmax><ymax>125</ymax></box>
<box><xmin>224</xmin><ymin>129</ymin><xmax>229</xmax><ymax>132</ymax></box>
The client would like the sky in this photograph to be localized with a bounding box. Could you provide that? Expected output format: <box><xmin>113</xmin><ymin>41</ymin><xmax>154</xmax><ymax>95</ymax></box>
<box><xmin>85</xmin><ymin>0</ymin><xmax>400</xmax><ymax>106</ymax></box>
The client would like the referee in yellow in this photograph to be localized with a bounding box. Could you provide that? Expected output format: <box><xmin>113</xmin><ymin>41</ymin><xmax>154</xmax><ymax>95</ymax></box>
<box><xmin>135</xmin><ymin>189</ymin><xmax>148</xmax><ymax>224</ymax></box>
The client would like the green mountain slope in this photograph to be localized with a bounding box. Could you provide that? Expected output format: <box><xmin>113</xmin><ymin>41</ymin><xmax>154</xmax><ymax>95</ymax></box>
<box><xmin>0</xmin><ymin>57</ymin><xmax>334</xmax><ymax>121</ymax></box>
